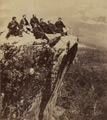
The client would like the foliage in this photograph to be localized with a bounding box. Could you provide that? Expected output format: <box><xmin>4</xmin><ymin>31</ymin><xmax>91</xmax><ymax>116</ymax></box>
<box><xmin>0</xmin><ymin>43</ymin><xmax>54</xmax><ymax>120</ymax></box>
<box><xmin>57</xmin><ymin>47</ymin><xmax>107</xmax><ymax>120</ymax></box>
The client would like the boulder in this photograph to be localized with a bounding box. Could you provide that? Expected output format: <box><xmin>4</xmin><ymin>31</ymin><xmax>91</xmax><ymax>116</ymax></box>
<box><xmin>0</xmin><ymin>30</ymin><xmax>78</xmax><ymax>120</ymax></box>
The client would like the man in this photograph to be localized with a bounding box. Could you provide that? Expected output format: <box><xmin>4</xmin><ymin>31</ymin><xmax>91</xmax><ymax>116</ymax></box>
<box><xmin>20</xmin><ymin>14</ymin><xmax>31</xmax><ymax>33</ymax></box>
<box><xmin>6</xmin><ymin>17</ymin><xmax>22</xmax><ymax>39</ymax></box>
<box><xmin>30</xmin><ymin>14</ymin><xmax>39</xmax><ymax>28</ymax></box>
<box><xmin>20</xmin><ymin>15</ymin><xmax>29</xmax><ymax>27</ymax></box>
<box><xmin>55</xmin><ymin>17</ymin><xmax>67</xmax><ymax>35</ymax></box>
<box><xmin>33</xmin><ymin>24</ymin><xmax>50</xmax><ymax>43</ymax></box>
<box><xmin>39</xmin><ymin>18</ymin><xmax>49</xmax><ymax>33</ymax></box>
<box><xmin>47</xmin><ymin>20</ymin><xmax>56</xmax><ymax>34</ymax></box>
<box><xmin>48</xmin><ymin>20</ymin><xmax>62</xmax><ymax>34</ymax></box>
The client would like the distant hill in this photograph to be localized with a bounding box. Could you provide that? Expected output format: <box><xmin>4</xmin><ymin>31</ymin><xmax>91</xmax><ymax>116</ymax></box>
<box><xmin>61</xmin><ymin>6</ymin><xmax>107</xmax><ymax>49</ymax></box>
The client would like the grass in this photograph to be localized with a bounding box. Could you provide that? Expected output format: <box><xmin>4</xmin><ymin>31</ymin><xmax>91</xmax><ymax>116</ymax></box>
<box><xmin>57</xmin><ymin>46</ymin><xmax>107</xmax><ymax>120</ymax></box>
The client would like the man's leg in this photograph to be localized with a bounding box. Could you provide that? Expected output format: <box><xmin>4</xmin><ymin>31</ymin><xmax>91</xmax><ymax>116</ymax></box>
<box><xmin>42</xmin><ymin>33</ymin><xmax>50</xmax><ymax>43</ymax></box>
<box><xmin>60</xmin><ymin>29</ymin><xmax>65</xmax><ymax>36</ymax></box>
<box><xmin>34</xmin><ymin>32</ymin><xmax>50</xmax><ymax>43</ymax></box>
<box><xmin>65</xmin><ymin>32</ymin><xmax>67</xmax><ymax>35</ymax></box>
<box><xmin>19</xmin><ymin>30</ymin><xmax>23</xmax><ymax>37</ymax></box>
<box><xmin>47</xmin><ymin>26</ymin><xmax>54</xmax><ymax>34</ymax></box>
<box><xmin>6</xmin><ymin>30</ymin><xmax>13</xmax><ymax>39</ymax></box>
<box><xmin>15</xmin><ymin>29</ymin><xmax>23</xmax><ymax>37</ymax></box>
<box><xmin>55</xmin><ymin>28</ymin><xmax>64</xmax><ymax>36</ymax></box>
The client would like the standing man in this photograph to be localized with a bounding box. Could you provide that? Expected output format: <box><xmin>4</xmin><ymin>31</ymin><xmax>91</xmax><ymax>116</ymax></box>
<box><xmin>6</xmin><ymin>17</ymin><xmax>22</xmax><ymax>39</ymax></box>
<box><xmin>55</xmin><ymin>17</ymin><xmax>67</xmax><ymax>36</ymax></box>
<box><xmin>30</xmin><ymin>14</ymin><xmax>39</xmax><ymax>28</ymax></box>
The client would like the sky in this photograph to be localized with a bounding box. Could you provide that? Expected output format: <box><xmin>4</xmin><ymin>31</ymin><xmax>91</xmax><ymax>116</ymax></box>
<box><xmin>0</xmin><ymin>0</ymin><xmax>107</xmax><ymax>26</ymax></box>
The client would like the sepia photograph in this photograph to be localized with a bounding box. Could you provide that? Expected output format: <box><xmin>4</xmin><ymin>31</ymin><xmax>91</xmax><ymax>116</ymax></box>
<box><xmin>0</xmin><ymin>0</ymin><xmax>107</xmax><ymax>120</ymax></box>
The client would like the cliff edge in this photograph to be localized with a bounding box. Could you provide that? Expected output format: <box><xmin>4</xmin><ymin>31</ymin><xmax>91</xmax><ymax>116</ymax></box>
<box><xmin>0</xmin><ymin>32</ymin><xmax>78</xmax><ymax>120</ymax></box>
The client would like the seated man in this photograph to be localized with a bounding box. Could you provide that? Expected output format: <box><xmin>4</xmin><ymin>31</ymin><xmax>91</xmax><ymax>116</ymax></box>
<box><xmin>39</xmin><ymin>18</ymin><xmax>49</xmax><ymax>34</ymax></box>
<box><xmin>6</xmin><ymin>17</ymin><xmax>22</xmax><ymax>39</ymax></box>
<box><xmin>47</xmin><ymin>20</ymin><xmax>56</xmax><ymax>34</ymax></box>
<box><xmin>30</xmin><ymin>14</ymin><xmax>39</xmax><ymax>28</ymax></box>
<box><xmin>48</xmin><ymin>20</ymin><xmax>62</xmax><ymax>34</ymax></box>
<box><xmin>33</xmin><ymin>24</ymin><xmax>50</xmax><ymax>43</ymax></box>
<box><xmin>55</xmin><ymin>17</ymin><xmax>67</xmax><ymax>36</ymax></box>
<box><xmin>20</xmin><ymin>14</ymin><xmax>31</xmax><ymax>33</ymax></box>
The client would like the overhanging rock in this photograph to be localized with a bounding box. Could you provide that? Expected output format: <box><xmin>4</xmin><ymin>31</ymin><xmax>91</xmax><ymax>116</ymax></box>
<box><xmin>0</xmin><ymin>32</ymin><xmax>78</xmax><ymax>120</ymax></box>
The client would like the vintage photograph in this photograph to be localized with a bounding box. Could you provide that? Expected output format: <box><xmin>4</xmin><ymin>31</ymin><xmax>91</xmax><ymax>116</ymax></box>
<box><xmin>0</xmin><ymin>0</ymin><xmax>107</xmax><ymax>120</ymax></box>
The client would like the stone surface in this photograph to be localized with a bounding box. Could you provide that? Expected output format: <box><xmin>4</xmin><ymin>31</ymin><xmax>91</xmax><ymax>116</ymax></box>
<box><xmin>0</xmin><ymin>32</ymin><xmax>78</xmax><ymax>120</ymax></box>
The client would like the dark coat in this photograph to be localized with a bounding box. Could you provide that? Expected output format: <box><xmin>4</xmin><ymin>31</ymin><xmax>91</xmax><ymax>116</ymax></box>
<box><xmin>39</xmin><ymin>22</ymin><xmax>47</xmax><ymax>28</ymax></box>
<box><xmin>39</xmin><ymin>22</ymin><xmax>50</xmax><ymax>33</ymax></box>
<box><xmin>33</xmin><ymin>26</ymin><xmax>49</xmax><ymax>42</ymax></box>
<box><xmin>7</xmin><ymin>21</ymin><xmax>20</xmax><ymax>30</ymax></box>
<box><xmin>20</xmin><ymin>18</ymin><xmax>29</xmax><ymax>29</ymax></box>
<box><xmin>48</xmin><ymin>23</ymin><xmax>55</xmax><ymax>30</ymax></box>
<box><xmin>30</xmin><ymin>17</ymin><xmax>39</xmax><ymax>28</ymax></box>
<box><xmin>6</xmin><ymin>21</ymin><xmax>21</xmax><ymax>38</ymax></box>
<box><xmin>55</xmin><ymin>21</ymin><xmax>65</xmax><ymax>32</ymax></box>
<box><xmin>33</xmin><ymin>26</ymin><xmax>44</xmax><ymax>39</ymax></box>
<box><xmin>48</xmin><ymin>23</ymin><xmax>58</xmax><ymax>33</ymax></box>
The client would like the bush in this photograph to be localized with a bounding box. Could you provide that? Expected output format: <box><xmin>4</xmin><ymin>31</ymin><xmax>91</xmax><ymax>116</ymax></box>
<box><xmin>1</xmin><ymin>43</ymin><xmax>54</xmax><ymax>119</ymax></box>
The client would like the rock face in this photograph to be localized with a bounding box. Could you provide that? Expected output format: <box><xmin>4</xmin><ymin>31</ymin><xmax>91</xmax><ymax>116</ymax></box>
<box><xmin>0</xmin><ymin>33</ymin><xmax>78</xmax><ymax>120</ymax></box>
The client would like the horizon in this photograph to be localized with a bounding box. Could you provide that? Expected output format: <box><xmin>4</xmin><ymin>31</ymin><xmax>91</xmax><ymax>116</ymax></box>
<box><xmin>0</xmin><ymin>0</ymin><xmax>107</xmax><ymax>26</ymax></box>
<box><xmin>0</xmin><ymin>0</ymin><xmax>107</xmax><ymax>49</ymax></box>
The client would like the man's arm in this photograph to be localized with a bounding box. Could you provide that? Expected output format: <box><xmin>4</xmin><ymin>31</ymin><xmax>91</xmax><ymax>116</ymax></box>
<box><xmin>61</xmin><ymin>21</ymin><xmax>66</xmax><ymax>28</ymax></box>
<box><xmin>20</xmin><ymin>19</ymin><xmax>23</xmax><ymax>25</ymax></box>
<box><xmin>7</xmin><ymin>22</ymin><xmax>14</xmax><ymax>29</ymax></box>
<box><xmin>36</xmin><ymin>18</ymin><xmax>39</xmax><ymax>25</ymax></box>
<box><xmin>55</xmin><ymin>22</ymin><xmax>58</xmax><ymax>28</ymax></box>
<box><xmin>26</xmin><ymin>19</ymin><xmax>29</xmax><ymax>25</ymax></box>
<box><xmin>30</xmin><ymin>19</ymin><xmax>34</xmax><ymax>28</ymax></box>
<box><xmin>38</xmin><ymin>26</ymin><xmax>44</xmax><ymax>32</ymax></box>
<box><xmin>20</xmin><ymin>20</ymin><xmax>24</xmax><ymax>29</ymax></box>
<box><xmin>16</xmin><ymin>22</ymin><xmax>21</xmax><ymax>29</ymax></box>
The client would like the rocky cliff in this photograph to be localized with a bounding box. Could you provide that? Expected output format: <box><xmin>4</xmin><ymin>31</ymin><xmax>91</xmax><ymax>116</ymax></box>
<box><xmin>0</xmin><ymin>33</ymin><xmax>78</xmax><ymax>120</ymax></box>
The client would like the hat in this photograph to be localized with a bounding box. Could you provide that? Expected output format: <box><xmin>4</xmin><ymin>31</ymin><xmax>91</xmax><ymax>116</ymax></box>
<box><xmin>58</xmin><ymin>17</ymin><xmax>62</xmax><ymax>20</ymax></box>
<box><xmin>12</xmin><ymin>17</ymin><xmax>16</xmax><ymax>20</ymax></box>
<box><xmin>40</xmin><ymin>18</ymin><xmax>43</xmax><ymax>21</ymax></box>
<box><xmin>22</xmin><ymin>14</ymin><xmax>26</xmax><ymax>17</ymax></box>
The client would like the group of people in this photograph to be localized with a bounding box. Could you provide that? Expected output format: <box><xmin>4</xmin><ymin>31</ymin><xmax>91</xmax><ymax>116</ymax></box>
<box><xmin>6</xmin><ymin>14</ymin><xmax>68</xmax><ymax>42</ymax></box>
